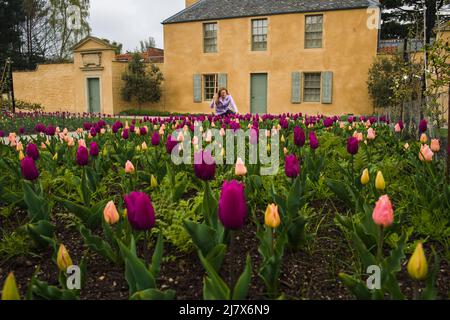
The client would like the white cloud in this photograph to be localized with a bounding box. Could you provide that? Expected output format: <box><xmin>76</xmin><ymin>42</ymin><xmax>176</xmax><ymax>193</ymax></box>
<box><xmin>89</xmin><ymin>0</ymin><xmax>185</xmax><ymax>51</ymax></box>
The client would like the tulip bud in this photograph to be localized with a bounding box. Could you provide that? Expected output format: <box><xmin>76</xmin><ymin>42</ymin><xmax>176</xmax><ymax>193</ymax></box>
<box><xmin>1</xmin><ymin>272</ymin><xmax>20</xmax><ymax>300</ymax></box>
<box><xmin>19</xmin><ymin>150</ymin><xmax>25</xmax><ymax>161</ymax></box>
<box><xmin>265</xmin><ymin>204</ymin><xmax>281</xmax><ymax>229</ymax></box>
<box><xmin>125</xmin><ymin>161</ymin><xmax>135</xmax><ymax>174</ymax></box>
<box><xmin>361</xmin><ymin>169</ymin><xmax>370</xmax><ymax>185</ymax></box>
<box><xmin>281</xmin><ymin>135</ymin><xmax>286</xmax><ymax>144</ymax></box>
<box><xmin>407</xmin><ymin>243</ymin><xmax>428</xmax><ymax>281</ymax></box>
<box><xmin>235</xmin><ymin>158</ymin><xmax>247</xmax><ymax>176</ymax></box>
<box><xmin>375</xmin><ymin>171</ymin><xmax>386</xmax><ymax>191</ymax></box>
<box><xmin>151</xmin><ymin>175</ymin><xmax>158</xmax><ymax>188</ymax></box>
<box><xmin>53</xmin><ymin>153</ymin><xmax>58</xmax><ymax>161</ymax></box>
<box><xmin>104</xmin><ymin>201</ymin><xmax>120</xmax><ymax>225</ymax></box>
<box><xmin>420</xmin><ymin>134</ymin><xmax>428</xmax><ymax>144</ymax></box>
<box><xmin>56</xmin><ymin>244</ymin><xmax>73</xmax><ymax>272</ymax></box>
<box><xmin>430</xmin><ymin>139</ymin><xmax>440</xmax><ymax>153</ymax></box>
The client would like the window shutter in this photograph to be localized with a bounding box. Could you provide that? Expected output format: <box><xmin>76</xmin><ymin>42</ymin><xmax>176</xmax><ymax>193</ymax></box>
<box><xmin>218</xmin><ymin>73</ymin><xmax>228</xmax><ymax>89</ymax></box>
<box><xmin>291</xmin><ymin>72</ymin><xmax>302</xmax><ymax>104</ymax></box>
<box><xmin>193</xmin><ymin>74</ymin><xmax>202</xmax><ymax>103</ymax></box>
<box><xmin>322</xmin><ymin>71</ymin><xmax>333</xmax><ymax>104</ymax></box>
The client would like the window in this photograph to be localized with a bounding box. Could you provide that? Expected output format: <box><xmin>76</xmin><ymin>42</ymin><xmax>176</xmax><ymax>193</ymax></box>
<box><xmin>252</xmin><ymin>19</ymin><xmax>268</xmax><ymax>51</ymax></box>
<box><xmin>303</xmin><ymin>73</ymin><xmax>321</xmax><ymax>102</ymax></box>
<box><xmin>203</xmin><ymin>74</ymin><xmax>218</xmax><ymax>100</ymax></box>
<box><xmin>203</xmin><ymin>23</ymin><xmax>218</xmax><ymax>53</ymax></box>
<box><xmin>305</xmin><ymin>15</ymin><xmax>323</xmax><ymax>48</ymax></box>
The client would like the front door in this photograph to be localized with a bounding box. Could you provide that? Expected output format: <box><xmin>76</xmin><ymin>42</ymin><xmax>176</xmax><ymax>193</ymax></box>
<box><xmin>87</xmin><ymin>78</ymin><xmax>100</xmax><ymax>113</ymax></box>
<box><xmin>250</xmin><ymin>73</ymin><xmax>268</xmax><ymax>114</ymax></box>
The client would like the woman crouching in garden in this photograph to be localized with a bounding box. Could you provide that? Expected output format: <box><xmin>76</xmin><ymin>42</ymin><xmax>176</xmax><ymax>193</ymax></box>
<box><xmin>211</xmin><ymin>88</ymin><xmax>239</xmax><ymax>116</ymax></box>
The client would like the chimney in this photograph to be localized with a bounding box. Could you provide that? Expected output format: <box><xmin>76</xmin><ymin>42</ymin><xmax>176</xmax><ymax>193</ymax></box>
<box><xmin>185</xmin><ymin>0</ymin><xmax>199</xmax><ymax>7</ymax></box>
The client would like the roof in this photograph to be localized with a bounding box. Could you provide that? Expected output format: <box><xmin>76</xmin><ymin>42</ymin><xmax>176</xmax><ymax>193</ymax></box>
<box><xmin>115</xmin><ymin>48</ymin><xmax>164</xmax><ymax>63</ymax></box>
<box><xmin>72</xmin><ymin>36</ymin><xmax>118</xmax><ymax>51</ymax></box>
<box><xmin>163</xmin><ymin>0</ymin><xmax>380</xmax><ymax>24</ymax></box>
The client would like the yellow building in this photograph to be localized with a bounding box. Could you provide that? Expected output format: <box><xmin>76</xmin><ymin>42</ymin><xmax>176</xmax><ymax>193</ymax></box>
<box><xmin>13</xmin><ymin>0</ymin><xmax>381</xmax><ymax>116</ymax></box>
<box><xmin>162</xmin><ymin>0</ymin><xmax>380</xmax><ymax>115</ymax></box>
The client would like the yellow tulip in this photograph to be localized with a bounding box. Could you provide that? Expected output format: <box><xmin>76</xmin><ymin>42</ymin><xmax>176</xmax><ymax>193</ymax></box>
<box><xmin>123</xmin><ymin>208</ymin><xmax>128</xmax><ymax>218</ymax></box>
<box><xmin>281</xmin><ymin>135</ymin><xmax>286</xmax><ymax>144</ymax></box>
<box><xmin>375</xmin><ymin>171</ymin><xmax>386</xmax><ymax>191</ymax></box>
<box><xmin>361</xmin><ymin>169</ymin><xmax>370</xmax><ymax>185</ymax></box>
<box><xmin>407</xmin><ymin>243</ymin><xmax>428</xmax><ymax>281</ymax></box>
<box><xmin>1</xmin><ymin>272</ymin><xmax>20</xmax><ymax>300</ymax></box>
<box><xmin>19</xmin><ymin>151</ymin><xmax>25</xmax><ymax>161</ymax></box>
<box><xmin>56</xmin><ymin>244</ymin><xmax>73</xmax><ymax>272</ymax></box>
<box><xmin>265</xmin><ymin>204</ymin><xmax>281</xmax><ymax>229</ymax></box>
<box><xmin>102</xmin><ymin>147</ymin><xmax>108</xmax><ymax>157</ymax></box>
<box><xmin>151</xmin><ymin>175</ymin><xmax>158</xmax><ymax>188</ymax></box>
<box><xmin>420</xmin><ymin>134</ymin><xmax>428</xmax><ymax>144</ymax></box>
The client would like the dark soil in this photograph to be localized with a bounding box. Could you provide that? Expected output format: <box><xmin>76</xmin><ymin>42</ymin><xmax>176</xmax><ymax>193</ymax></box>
<box><xmin>1</xmin><ymin>203</ymin><xmax>449</xmax><ymax>300</ymax></box>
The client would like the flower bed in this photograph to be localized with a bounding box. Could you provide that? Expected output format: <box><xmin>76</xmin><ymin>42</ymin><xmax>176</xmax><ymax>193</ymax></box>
<box><xmin>0</xmin><ymin>113</ymin><xmax>449</xmax><ymax>300</ymax></box>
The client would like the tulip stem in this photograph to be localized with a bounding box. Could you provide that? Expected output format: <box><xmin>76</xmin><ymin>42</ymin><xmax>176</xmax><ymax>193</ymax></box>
<box><xmin>143</xmin><ymin>231</ymin><xmax>150</xmax><ymax>265</ymax></box>
<box><xmin>413</xmin><ymin>281</ymin><xmax>420</xmax><ymax>300</ymax></box>
<box><xmin>229</xmin><ymin>230</ymin><xmax>236</xmax><ymax>287</ymax></box>
<box><xmin>377</xmin><ymin>227</ymin><xmax>384</xmax><ymax>263</ymax></box>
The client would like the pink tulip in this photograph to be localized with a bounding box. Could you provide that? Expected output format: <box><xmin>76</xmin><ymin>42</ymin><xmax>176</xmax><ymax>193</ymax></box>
<box><xmin>104</xmin><ymin>201</ymin><xmax>120</xmax><ymax>225</ymax></box>
<box><xmin>235</xmin><ymin>158</ymin><xmax>247</xmax><ymax>176</ymax></box>
<box><xmin>419</xmin><ymin>145</ymin><xmax>434</xmax><ymax>162</ymax></box>
<box><xmin>78</xmin><ymin>139</ymin><xmax>86</xmax><ymax>148</ymax></box>
<box><xmin>125</xmin><ymin>160</ymin><xmax>135</xmax><ymax>174</ymax></box>
<box><xmin>395</xmin><ymin>124</ymin><xmax>402</xmax><ymax>133</ymax></box>
<box><xmin>372</xmin><ymin>195</ymin><xmax>394</xmax><ymax>228</ymax></box>
<box><xmin>430</xmin><ymin>139</ymin><xmax>440</xmax><ymax>153</ymax></box>
<box><xmin>367</xmin><ymin>128</ymin><xmax>376</xmax><ymax>140</ymax></box>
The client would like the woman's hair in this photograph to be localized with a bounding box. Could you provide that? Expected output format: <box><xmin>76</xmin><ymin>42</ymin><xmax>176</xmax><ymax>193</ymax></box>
<box><xmin>218</xmin><ymin>87</ymin><xmax>228</xmax><ymax>95</ymax></box>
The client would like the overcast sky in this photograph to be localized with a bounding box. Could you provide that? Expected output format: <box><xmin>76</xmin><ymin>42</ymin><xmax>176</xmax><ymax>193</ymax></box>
<box><xmin>89</xmin><ymin>0</ymin><xmax>186</xmax><ymax>51</ymax></box>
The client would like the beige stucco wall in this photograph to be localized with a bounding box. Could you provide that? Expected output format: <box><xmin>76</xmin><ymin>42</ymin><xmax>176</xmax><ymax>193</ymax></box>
<box><xmin>163</xmin><ymin>8</ymin><xmax>379</xmax><ymax>116</ymax></box>
<box><xmin>12</xmin><ymin>38</ymin><xmax>165</xmax><ymax>115</ymax></box>
<box><xmin>13</xmin><ymin>64</ymin><xmax>75</xmax><ymax>112</ymax></box>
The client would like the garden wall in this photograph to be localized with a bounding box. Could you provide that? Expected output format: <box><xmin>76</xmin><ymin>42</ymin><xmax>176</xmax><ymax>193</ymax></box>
<box><xmin>13</xmin><ymin>64</ymin><xmax>75</xmax><ymax>113</ymax></box>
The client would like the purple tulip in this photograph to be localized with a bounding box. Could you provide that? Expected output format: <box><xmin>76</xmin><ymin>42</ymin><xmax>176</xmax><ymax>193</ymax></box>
<box><xmin>124</xmin><ymin>192</ymin><xmax>156</xmax><ymax>231</ymax></box>
<box><xmin>285</xmin><ymin>155</ymin><xmax>300</xmax><ymax>178</ymax></box>
<box><xmin>0</xmin><ymin>131</ymin><xmax>4</xmax><ymax>138</ymax></box>
<box><xmin>140</xmin><ymin>127</ymin><xmax>148</xmax><ymax>136</ymax></box>
<box><xmin>122</xmin><ymin>129</ymin><xmax>129</xmax><ymax>140</ymax></box>
<box><xmin>347</xmin><ymin>137</ymin><xmax>359</xmax><ymax>155</ymax></box>
<box><xmin>194</xmin><ymin>150</ymin><xmax>216</xmax><ymax>181</ymax></box>
<box><xmin>166</xmin><ymin>135</ymin><xmax>178</xmax><ymax>154</ymax></box>
<box><xmin>35</xmin><ymin>123</ymin><xmax>46</xmax><ymax>133</ymax></box>
<box><xmin>218</xmin><ymin>180</ymin><xmax>247</xmax><ymax>230</ymax></box>
<box><xmin>151</xmin><ymin>131</ymin><xmax>160</xmax><ymax>146</ymax></box>
<box><xmin>90</xmin><ymin>142</ymin><xmax>99</xmax><ymax>157</ymax></box>
<box><xmin>90</xmin><ymin>127</ymin><xmax>97</xmax><ymax>137</ymax></box>
<box><xmin>19</xmin><ymin>127</ymin><xmax>25</xmax><ymax>135</ymax></box>
<box><xmin>280</xmin><ymin>118</ymin><xmax>289</xmax><ymax>129</ymax></box>
<box><xmin>323</xmin><ymin>118</ymin><xmax>334</xmax><ymax>128</ymax></box>
<box><xmin>76</xmin><ymin>146</ymin><xmax>89</xmax><ymax>166</ymax></box>
<box><xmin>45</xmin><ymin>125</ymin><xmax>56</xmax><ymax>136</ymax></box>
<box><xmin>309</xmin><ymin>131</ymin><xmax>319</xmax><ymax>150</ymax></box>
<box><xmin>26</xmin><ymin>143</ymin><xmax>40</xmax><ymax>160</ymax></box>
<box><xmin>21</xmin><ymin>157</ymin><xmax>39</xmax><ymax>181</ymax></box>
<box><xmin>294</xmin><ymin>126</ymin><xmax>306</xmax><ymax>147</ymax></box>
<box><xmin>419</xmin><ymin>119</ymin><xmax>428</xmax><ymax>133</ymax></box>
